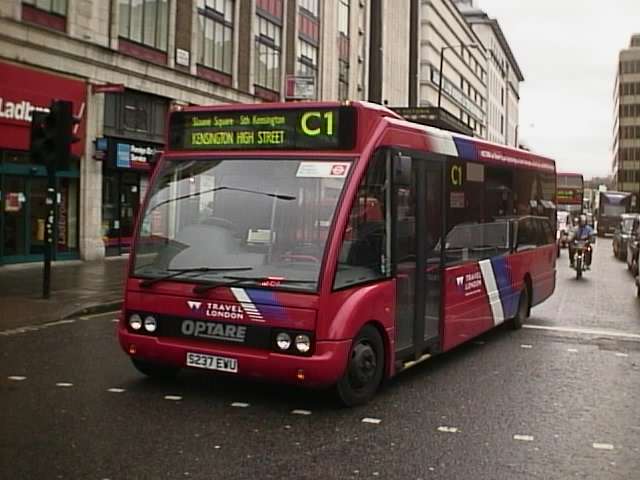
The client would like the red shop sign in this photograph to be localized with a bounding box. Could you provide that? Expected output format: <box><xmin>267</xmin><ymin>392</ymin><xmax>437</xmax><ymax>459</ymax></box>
<box><xmin>0</xmin><ymin>61</ymin><xmax>87</xmax><ymax>155</ymax></box>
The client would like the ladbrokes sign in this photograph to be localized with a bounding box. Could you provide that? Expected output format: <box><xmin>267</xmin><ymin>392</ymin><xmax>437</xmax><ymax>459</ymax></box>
<box><xmin>0</xmin><ymin>62</ymin><xmax>87</xmax><ymax>153</ymax></box>
<box><xmin>0</xmin><ymin>99</ymin><xmax>50</xmax><ymax>122</ymax></box>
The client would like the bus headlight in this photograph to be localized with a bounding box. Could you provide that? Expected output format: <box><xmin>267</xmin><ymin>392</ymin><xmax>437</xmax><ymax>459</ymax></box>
<box><xmin>129</xmin><ymin>314</ymin><xmax>142</xmax><ymax>331</ymax></box>
<box><xmin>294</xmin><ymin>334</ymin><xmax>311</xmax><ymax>353</ymax></box>
<box><xmin>276</xmin><ymin>332</ymin><xmax>291</xmax><ymax>351</ymax></box>
<box><xmin>143</xmin><ymin>315</ymin><xmax>157</xmax><ymax>333</ymax></box>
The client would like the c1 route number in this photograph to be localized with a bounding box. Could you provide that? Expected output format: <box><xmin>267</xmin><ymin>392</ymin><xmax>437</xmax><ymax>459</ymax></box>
<box><xmin>451</xmin><ymin>165</ymin><xmax>463</xmax><ymax>186</ymax></box>
<box><xmin>301</xmin><ymin>111</ymin><xmax>334</xmax><ymax>137</ymax></box>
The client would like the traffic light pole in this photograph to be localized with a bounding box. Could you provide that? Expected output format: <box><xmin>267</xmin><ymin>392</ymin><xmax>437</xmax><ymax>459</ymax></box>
<box><xmin>42</xmin><ymin>165</ymin><xmax>57</xmax><ymax>299</ymax></box>
<box><xmin>30</xmin><ymin>100</ymin><xmax>79</xmax><ymax>299</ymax></box>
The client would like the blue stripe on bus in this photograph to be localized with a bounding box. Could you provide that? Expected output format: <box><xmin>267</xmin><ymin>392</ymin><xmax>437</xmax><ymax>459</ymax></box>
<box><xmin>452</xmin><ymin>137</ymin><xmax>477</xmax><ymax>161</ymax></box>
<box><xmin>490</xmin><ymin>256</ymin><xmax>518</xmax><ymax>319</ymax></box>
<box><xmin>245</xmin><ymin>289</ymin><xmax>288</xmax><ymax>321</ymax></box>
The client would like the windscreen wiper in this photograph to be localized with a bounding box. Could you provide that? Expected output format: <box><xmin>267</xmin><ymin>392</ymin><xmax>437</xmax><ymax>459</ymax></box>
<box><xmin>192</xmin><ymin>276</ymin><xmax>315</xmax><ymax>295</ymax></box>
<box><xmin>139</xmin><ymin>266</ymin><xmax>254</xmax><ymax>288</ymax></box>
<box><xmin>148</xmin><ymin>186</ymin><xmax>295</xmax><ymax>213</ymax></box>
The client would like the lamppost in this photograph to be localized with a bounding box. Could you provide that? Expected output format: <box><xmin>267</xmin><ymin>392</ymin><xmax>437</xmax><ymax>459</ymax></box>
<box><xmin>436</xmin><ymin>43</ymin><xmax>481</xmax><ymax>111</ymax></box>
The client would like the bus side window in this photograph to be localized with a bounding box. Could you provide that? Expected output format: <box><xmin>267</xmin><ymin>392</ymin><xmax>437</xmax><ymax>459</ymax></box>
<box><xmin>334</xmin><ymin>153</ymin><xmax>388</xmax><ymax>289</ymax></box>
<box><xmin>540</xmin><ymin>219</ymin><xmax>555</xmax><ymax>245</ymax></box>
<box><xmin>516</xmin><ymin>219</ymin><xmax>537</xmax><ymax>251</ymax></box>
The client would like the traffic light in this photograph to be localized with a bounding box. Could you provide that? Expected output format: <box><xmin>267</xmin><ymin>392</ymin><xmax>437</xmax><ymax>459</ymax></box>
<box><xmin>50</xmin><ymin>100</ymin><xmax>81</xmax><ymax>170</ymax></box>
<box><xmin>29</xmin><ymin>110</ymin><xmax>56</xmax><ymax>166</ymax></box>
<box><xmin>28</xmin><ymin>100</ymin><xmax>81</xmax><ymax>170</ymax></box>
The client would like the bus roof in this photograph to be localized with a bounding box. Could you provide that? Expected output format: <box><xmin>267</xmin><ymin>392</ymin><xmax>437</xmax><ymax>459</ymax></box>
<box><xmin>383</xmin><ymin>114</ymin><xmax>555</xmax><ymax>173</ymax></box>
<box><xmin>167</xmin><ymin>100</ymin><xmax>556</xmax><ymax>173</ymax></box>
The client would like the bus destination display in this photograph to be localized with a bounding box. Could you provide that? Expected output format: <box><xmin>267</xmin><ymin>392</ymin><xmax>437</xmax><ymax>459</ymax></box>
<box><xmin>169</xmin><ymin>107</ymin><xmax>356</xmax><ymax>151</ymax></box>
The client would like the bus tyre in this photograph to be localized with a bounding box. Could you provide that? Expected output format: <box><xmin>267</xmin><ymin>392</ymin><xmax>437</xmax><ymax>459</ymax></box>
<box><xmin>511</xmin><ymin>288</ymin><xmax>529</xmax><ymax>330</ymax></box>
<box><xmin>131</xmin><ymin>358</ymin><xmax>180</xmax><ymax>379</ymax></box>
<box><xmin>336</xmin><ymin>325</ymin><xmax>384</xmax><ymax>407</ymax></box>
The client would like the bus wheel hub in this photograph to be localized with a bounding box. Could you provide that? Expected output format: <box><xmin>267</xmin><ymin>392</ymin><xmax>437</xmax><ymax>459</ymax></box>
<box><xmin>350</xmin><ymin>342</ymin><xmax>376</xmax><ymax>387</ymax></box>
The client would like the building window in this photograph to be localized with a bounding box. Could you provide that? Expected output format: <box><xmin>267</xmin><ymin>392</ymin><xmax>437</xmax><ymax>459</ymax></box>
<box><xmin>297</xmin><ymin>38</ymin><xmax>318</xmax><ymax>77</ymax></box>
<box><xmin>119</xmin><ymin>0</ymin><xmax>169</xmax><ymax>51</ymax></box>
<box><xmin>338</xmin><ymin>0</ymin><xmax>350</xmax><ymax>36</ymax></box>
<box><xmin>339</xmin><ymin>59</ymin><xmax>349</xmax><ymax>101</ymax></box>
<box><xmin>337</xmin><ymin>0</ymin><xmax>350</xmax><ymax>99</ymax></box>
<box><xmin>299</xmin><ymin>0</ymin><xmax>319</xmax><ymax>17</ymax></box>
<box><xmin>500</xmin><ymin>114</ymin><xmax>504</xmax><ymax>135</ymax></box>
<box><xmin>255</xmin><ymin>15</ymin><xmax>282</xmax><ymax>92</ymax></box>
<box><xmin>23</xmin><ymin>0</ymin><xmax>66</xmax><ymax>15</ymax></box>
<box><xmin>105</xmin><ymin>91</ymin><xmax>168</xmax><ymax>143</ymax></box>
<box><xmin>197</xmin><ymin>0</ymin><xmax>234</xmax><ymax>74</ymax></box>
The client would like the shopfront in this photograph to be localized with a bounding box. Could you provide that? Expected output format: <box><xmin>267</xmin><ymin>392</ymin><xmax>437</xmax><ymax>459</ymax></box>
<box><xmin>101</xmin><ymin>138</ymin><xmax>160</xmax><ymax>256</ymax></box>
<box><xmin>0</xmin><ymin>62</ymin><xmax>86</xmax><ymax>264</ymax></box>
<box><xmin>100</xmin><ymin>89</ymin><xmax>167</xmax><ymax>256</ymax></box>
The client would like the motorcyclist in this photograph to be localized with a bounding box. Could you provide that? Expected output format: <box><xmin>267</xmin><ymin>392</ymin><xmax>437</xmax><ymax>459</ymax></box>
<box><xmin>569</xmin><ymin>214</ymin><xmax>594</xmax><ymax>268</ymax></box>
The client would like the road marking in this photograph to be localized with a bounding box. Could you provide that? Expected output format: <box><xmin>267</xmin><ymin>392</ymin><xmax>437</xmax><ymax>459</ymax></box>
<box><xmin>0</xmin><ymin>310</ymin><xmax>121</xmax><ymax>337</ymax></box>
<box><xmin>231</xmin><ymin>402</ymin><xmax>250</xmax><ymax>408</ymax></box>
<box><xmin>112</xmin><ymin>319</ymin><xmax>119</xmax><ymax>323</ymax></box>
<box><xmin>615</xmin><ymin>352</ymin><xmax>629</xmax><ymax>357</ymax></box>
<box><xmin>0</xmin><ymin>319</ymin><xmax>77</xmax><ymax>337</ymax></box>
<box><xmin>291</xmin><ymin>409</ymin><xmax>312</xmax><ymax>415</ymax></box>
<box><xmin>593</xmin><ymin>443</ymin><xmax>614</xmax><ymax>450</ymax></box>
<box><xmin>437</xmin><ymin>426</ymin><xmax>459</xmax><ymax>433</ymax></box>
<box><xmin>567</xmin><ymin>348</ymin><xmax>578</xmax><ymax>353</ymax></box>
<box><xmin>513</xmin><ymin>434</ymin><xmax>534</xmax><ymax>442</ymax></box>
<box><xmin>56</xmin><ymin>382</ymin><xmax>73</xmax><ymax>387</ymax></box>
<box><xmin>362</xmin><ymin>418</ymin><xmax>382</xmax><ymax>424</ymax></box>
<box><xmin>8</xmin><ymin>375</ymin><xmax>27</xmax><ymax>381</ymax></box>
<box><xmin>524</xmin><ymin>324</ymin><xmax>640</xmax><ymax>341</ymax></box>
<box><xmin>107</xmin><ymin>388</ymin><xmax>125</xmax><ymax>393</ymax></box>
<box><xmin>78</xmin><ymin>310</ymin><xmax>120</xmax><ymax>320</ymax></box>
<box><xmin>164</xmin><ymin>395</ymin><xmax>182</xmax><ymax>401</ymax></box>
<box><xmin>520</xmin><ymin>344</ymin><xmax>533</xmax><ymax>349</ymax></box>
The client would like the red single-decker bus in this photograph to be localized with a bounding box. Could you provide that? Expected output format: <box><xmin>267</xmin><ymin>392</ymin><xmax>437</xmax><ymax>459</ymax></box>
<box><xmin>118</xmin><ymin>101</ymin><xmax>557</xmax><ymax>405</ymax></box>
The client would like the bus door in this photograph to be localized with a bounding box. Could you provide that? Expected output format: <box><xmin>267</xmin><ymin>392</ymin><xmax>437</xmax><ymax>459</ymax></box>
<box><xmin>392</xmin><ymin>150</ymin><xmax>443</xmax><ymax>361</ymax></box>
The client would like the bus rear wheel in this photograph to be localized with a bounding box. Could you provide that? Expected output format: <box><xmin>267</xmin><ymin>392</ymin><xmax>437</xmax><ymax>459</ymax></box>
<box><xmin>336</xmin><ymin>325</ymin><xmax>384</xmax><ymax>407</ymax></box>
<box><xmin>510</xmin><ymin>287</ymin><xmax>529</xmax><ymax>330</ymax></box>
<box><xmin>131</xmin><ymin>358</ymin><xmax>180</xmax><ymax>379</ymax></box>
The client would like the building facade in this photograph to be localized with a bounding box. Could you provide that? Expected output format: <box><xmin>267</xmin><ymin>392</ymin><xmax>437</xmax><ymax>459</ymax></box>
<box><xmin>0</xmin><ymin>0</ymin><xmax>522</xmax><ymax>265</ymax></box>
<box><xmin>0</xmin><ymin>0</ymin><xmax>370</xmax><ymax>264</ymax></box>
<box><xmin>455</xmin><ymin>0</ymin><xmax>523</xmax><ymax>147</ymax></box>
<box><xmin>612</xmin><ymin>34</ymin><xmax>640</xmax><ymax>197</ymax></box>
<box><xmin>417</xmin><ymin>0</ymin><xmax>488</xmax><ymax>138</ymax></box>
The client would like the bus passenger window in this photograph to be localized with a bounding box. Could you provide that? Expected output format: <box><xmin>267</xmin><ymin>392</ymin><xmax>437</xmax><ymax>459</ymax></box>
<box><xmin>516</xmin><ymin>219</ymin><xmax>537</xmax><ymax>251</ymax></box>
<box><xmin>334</xmin><ymin>154</ymin><xmax>388</xmax><ymax>289</ymax></box>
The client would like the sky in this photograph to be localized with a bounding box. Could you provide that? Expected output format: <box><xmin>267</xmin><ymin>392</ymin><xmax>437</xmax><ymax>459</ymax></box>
<box><xmin>476</xmin><ymin>0</ymin><xmax>640</xmax><ymax>179</ymax></box>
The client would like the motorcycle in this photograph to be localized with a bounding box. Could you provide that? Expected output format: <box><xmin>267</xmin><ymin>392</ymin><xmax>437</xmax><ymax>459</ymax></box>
<box><xmin>571</xmin><ymin>240</ymin><xmax>592</xmax><ymax>279</ymax></box>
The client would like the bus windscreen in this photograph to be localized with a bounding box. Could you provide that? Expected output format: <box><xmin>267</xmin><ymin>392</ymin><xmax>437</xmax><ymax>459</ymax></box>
<box><xmin>168</xmin><ymin>107</ymin><xmax>356</xmax><ymax>151</ymax></box>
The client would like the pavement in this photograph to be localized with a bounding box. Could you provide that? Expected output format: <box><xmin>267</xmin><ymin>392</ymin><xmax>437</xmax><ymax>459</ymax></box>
<box><xmin>0</xmin><ymin>256</ymin><xmax>127</xmax><ymax>330</ymax></box>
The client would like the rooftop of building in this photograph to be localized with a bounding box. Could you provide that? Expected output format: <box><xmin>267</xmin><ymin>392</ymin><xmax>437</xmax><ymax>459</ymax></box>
<box><xmin>453</xmin><ymin>0</ymin><xmax>525</xmax><ymax>82</ymax></box>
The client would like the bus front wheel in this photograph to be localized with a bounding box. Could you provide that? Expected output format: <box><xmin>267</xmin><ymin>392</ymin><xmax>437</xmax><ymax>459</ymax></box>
<box><xmin>336</xmin><ymin>325</ymin><xmax>384</xmax><ymax>407</ymax></box>
<box><xmin>131</xmin><ymin>358</ymin><xmax>180</xmax><ymax>379</ymax></box>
